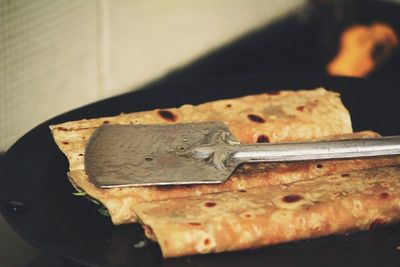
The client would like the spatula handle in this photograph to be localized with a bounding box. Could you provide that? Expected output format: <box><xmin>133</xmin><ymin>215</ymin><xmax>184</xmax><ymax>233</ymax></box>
<box><xmin>230</xmin><ymin>136</ymin><xmax>400</xmax><ymax>164</ymax></box>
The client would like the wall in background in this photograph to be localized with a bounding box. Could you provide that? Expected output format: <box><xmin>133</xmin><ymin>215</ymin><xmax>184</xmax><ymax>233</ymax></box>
<box><xmin>0</xmin><ymin>0</ymin><xmax>305</xmax><ymax>151</ymax></box>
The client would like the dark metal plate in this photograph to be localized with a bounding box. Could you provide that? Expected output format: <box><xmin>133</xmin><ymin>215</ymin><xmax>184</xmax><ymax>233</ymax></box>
<box><xmin>1</xmin><ymin>76</ymin><xmax>400</xmax><ymax>267</ymax></box>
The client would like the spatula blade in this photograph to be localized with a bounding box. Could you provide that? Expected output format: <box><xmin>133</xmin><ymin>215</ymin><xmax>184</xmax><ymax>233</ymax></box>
<box><xmin>85</xmin><ymin>122</ymin><xmax>237</xmax><ymax>187</ymax></box>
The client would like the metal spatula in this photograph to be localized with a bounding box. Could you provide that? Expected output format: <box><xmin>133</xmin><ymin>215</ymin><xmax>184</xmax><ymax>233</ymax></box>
<box><xmin>84</xmin><ymin>122</ymin><xmax>400</xmax><ymax>188</ymax></box>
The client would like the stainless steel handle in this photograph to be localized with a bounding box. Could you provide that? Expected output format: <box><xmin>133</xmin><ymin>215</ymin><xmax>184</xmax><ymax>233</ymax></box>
<box><xmin>229</xmin><ymin>136</ymin><xmax>400</xmax><ymax>164</ymax></box>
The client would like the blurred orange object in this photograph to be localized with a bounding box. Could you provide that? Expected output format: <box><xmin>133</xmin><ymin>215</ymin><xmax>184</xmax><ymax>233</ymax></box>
<box><xmin>327</xmin><ymin>23</ymin><xmax>398</xmax><ymax>77</ymax></box>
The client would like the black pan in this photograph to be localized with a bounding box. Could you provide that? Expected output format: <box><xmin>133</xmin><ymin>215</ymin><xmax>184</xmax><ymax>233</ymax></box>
<box><xmin>1</xmin><ymin>76</ymin><xmax>400</xmax><ymax>267</ymax></box>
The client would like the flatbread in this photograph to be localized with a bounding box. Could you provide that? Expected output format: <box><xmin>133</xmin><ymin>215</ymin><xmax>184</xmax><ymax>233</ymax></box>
<box><xmin>50</xmin><ymin>88</ymin><xmax>400</xmax><ymax>225</ymax></box>
<box><xmin>135</xmin><ymin>165</ymin><xmax>400</xmax><ymax>258</ymax></box>
<box><xmin>67</xmin><ymin>133</ymin><xmax>400</xmax><ymax>225</ymax></box>
<box><xmin>50</xmin><ymin>87</ymin><xmax>400</xmax><ymax>257</ymax></box>
<box><xmin>50</xmin><ymin>88</ymin><xmax>352</xmax><ymax>172</ymax></box>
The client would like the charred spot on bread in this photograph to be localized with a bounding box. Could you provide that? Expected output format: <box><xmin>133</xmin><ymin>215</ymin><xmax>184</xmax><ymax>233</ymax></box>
<box><xmin>380</xmin><ymin>192</ymin><xmax>389</xmax><ymax>199</ymax></box>
<box><xmin>257</xmin><ymin>135</ymin><xmax>270</xmax><ymax>143</ymax></box>
<box><xmin>204</xmin><ymin>202</ymin><xmax>216</xmax><ymax>208</ymax></box>
<box><xmin>56</xmin><ymin>127</ymin><xmax>69</xmax><ymax>131</ymax></box>
<box><xmin>188</xmin><ymin>222</ymin><xmax>202</xmax><ymax>226</ymax></box>
<box><xmin>296</xmin><ymin>106</ymin><xmax>305</xmax><ymax>112</ymax></box>
<box><xmin>341</xmin><ymin>173</ymin><xmax>350</xmax><ymax>177</ymax></box>
<box><xmin>247</xmin><ymin>114</ymin><xmax>266</xmax><ymax>123</ymax></box>
<box><xmin>282</xmin><ymin>194</ymin><xmax>303</xmax><ymax>203</ymax></box>
<box><xmin>158</xmin><ymin>110</ymin><xmax>177</xmax><ymax>122</ymax></box>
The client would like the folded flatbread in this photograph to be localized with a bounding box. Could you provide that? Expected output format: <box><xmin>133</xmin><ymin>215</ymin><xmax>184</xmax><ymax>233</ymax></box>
<box><xmin>51</xmin><ymin>88</ymin><xmax>352</xmax><ymax>172</ymax></box>
<box><xmin>50</xmin><ymin>87</ymin><xmax>400</xmax><ymax>258</ymax></box>
<box><xmin>50</xmin><ymin>88</ymin><xmax>400</xmax><ymax>225</ymax></box>
<box><xmin>67</xmin><ymin>142</ymin><xmax>400</xmax><ymax>225</ymax></box>
<box><xmin>135</xmin><ymin>165</ymin><xmax>400</xmax><ymax>257</ymax></box>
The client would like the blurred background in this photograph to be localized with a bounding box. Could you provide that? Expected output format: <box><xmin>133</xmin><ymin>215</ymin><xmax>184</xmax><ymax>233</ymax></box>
<box><xmin>1</xmin><ymin>0</ymin><xmax>399</xmax><ymax>153</ymax></box>
<box><xmin>1</xmin><ymin>0</ymin><xmax>400</xmax><ymax>266</ymax></box>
